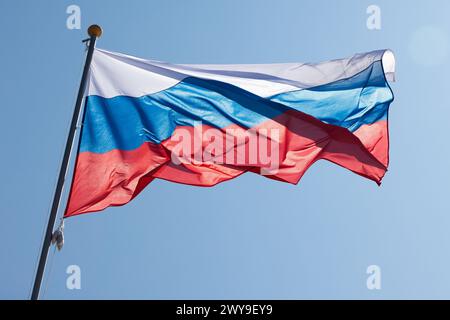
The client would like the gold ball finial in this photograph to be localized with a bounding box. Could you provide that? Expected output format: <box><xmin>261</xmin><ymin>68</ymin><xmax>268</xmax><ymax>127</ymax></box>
<box><xmin>88</xmin><ymin>25</ymin><xmax>102</xmax><ymax>38</ymax></box>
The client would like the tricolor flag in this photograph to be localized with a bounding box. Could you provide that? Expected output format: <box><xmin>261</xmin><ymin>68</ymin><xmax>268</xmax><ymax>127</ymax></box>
<box><xmin>65</xmin><ymin>49</ymin><xmax>395</xmax><ymax>217</ymax></box>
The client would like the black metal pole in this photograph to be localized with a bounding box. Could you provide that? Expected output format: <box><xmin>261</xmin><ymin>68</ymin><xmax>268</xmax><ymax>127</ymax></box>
<box><xmin>31</xmin><ymin>25</ymin><xmax>102</xmax><ymax>300</ymax></box>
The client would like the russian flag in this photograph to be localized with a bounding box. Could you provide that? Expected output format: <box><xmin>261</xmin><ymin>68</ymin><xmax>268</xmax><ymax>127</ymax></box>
<box><xmin>65</xmin><ymin>49</ymin><xmax>395</xmax><ymax>217</ymax></box>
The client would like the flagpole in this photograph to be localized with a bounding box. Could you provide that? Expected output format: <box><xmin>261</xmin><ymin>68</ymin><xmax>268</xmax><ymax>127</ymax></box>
<box><xmin>31</xmin><ymin>25</ymin><xmax>102</xmax><ymax>300</ymax></box>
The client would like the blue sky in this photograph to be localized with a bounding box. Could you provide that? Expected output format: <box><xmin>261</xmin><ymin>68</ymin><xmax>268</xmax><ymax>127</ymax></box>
<box><xmin>1</xmin><ymin>0</ymin><xmax>450</xmax><ymax>299</ymax></box>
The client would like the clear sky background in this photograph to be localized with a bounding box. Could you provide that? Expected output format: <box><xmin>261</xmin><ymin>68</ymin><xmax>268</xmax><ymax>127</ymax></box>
<box><xmin>1</xmin><ymin>0</ymin><xmax>449</xmax><ymax>299</ymax></box>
